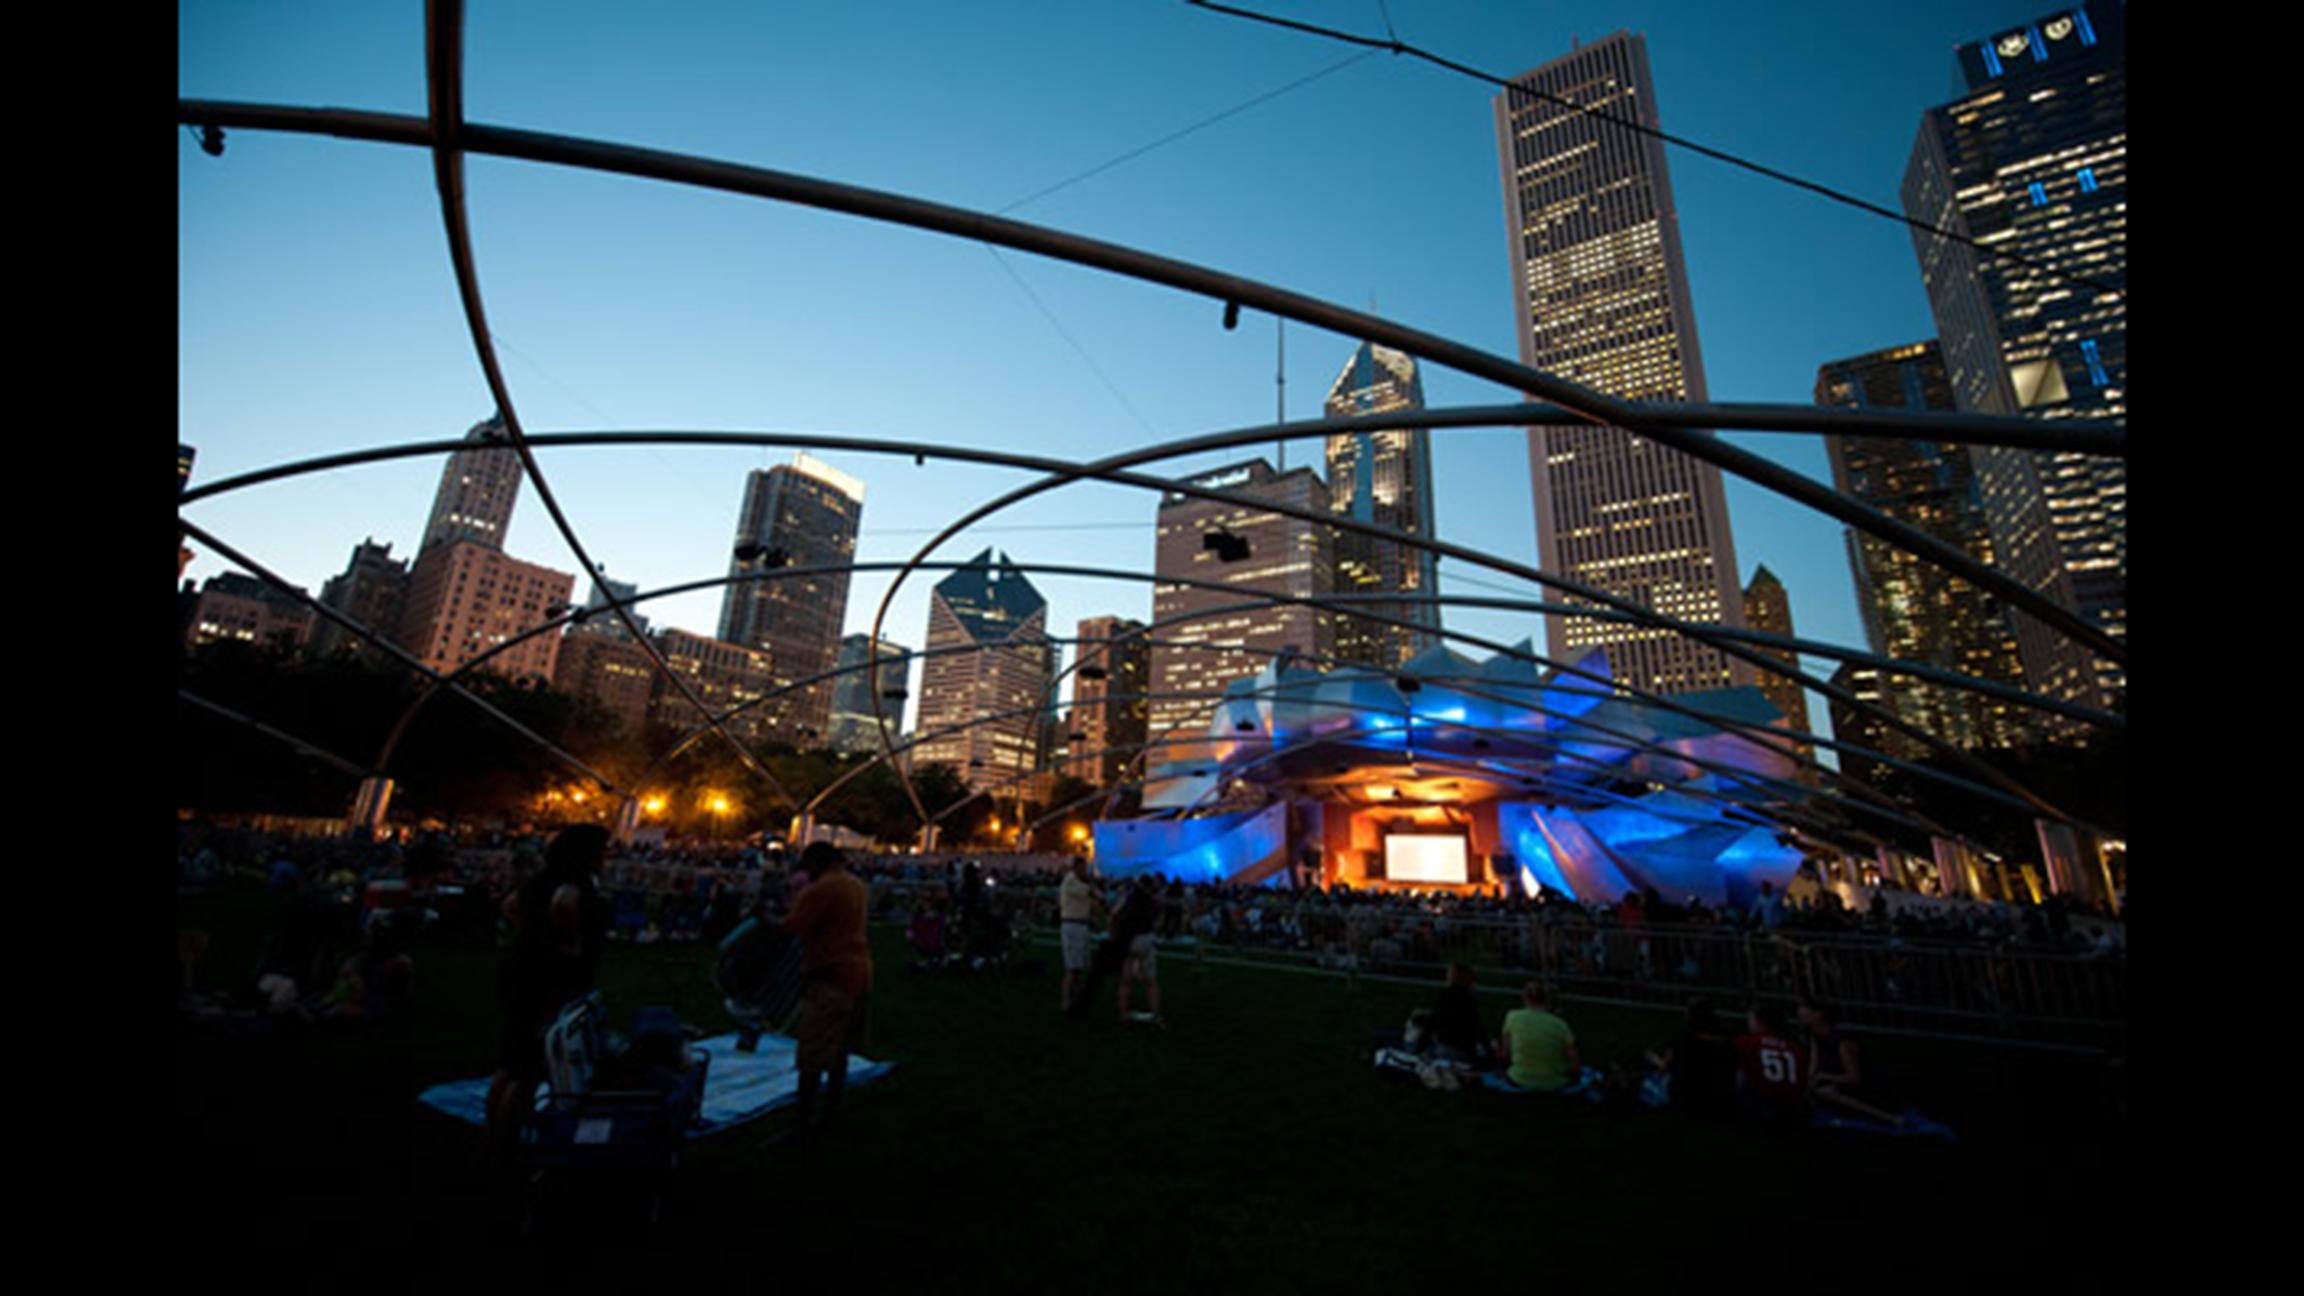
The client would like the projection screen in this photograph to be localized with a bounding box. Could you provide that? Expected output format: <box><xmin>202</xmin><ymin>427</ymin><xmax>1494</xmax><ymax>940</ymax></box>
<box><xmin>1384</xmin><ymin>834</ymin><xmax>1470</xmax><ymax>885</ymax></box>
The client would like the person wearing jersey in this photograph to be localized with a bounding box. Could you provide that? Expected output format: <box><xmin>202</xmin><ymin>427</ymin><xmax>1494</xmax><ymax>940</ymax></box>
<box><xmin>1733</xmin><ymin>1003</ymin><xmax>1809</xmax><ymax>1125</ymax></box>
<box><xmin>486</xmin><ymin>824</ymin><xmax>613</xmax><ymax>1160</ymax></box>
<box><xmin>784</xmin><ymin>842</ymin><xmax>874</xmax><ymax>1136</ymax></box>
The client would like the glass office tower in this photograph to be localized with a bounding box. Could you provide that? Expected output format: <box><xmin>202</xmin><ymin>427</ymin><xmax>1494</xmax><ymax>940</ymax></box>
<box><xmin>1902</xmin><ymin>1</ymin><xmax>2125</xmax><ymax>710</ymax></box>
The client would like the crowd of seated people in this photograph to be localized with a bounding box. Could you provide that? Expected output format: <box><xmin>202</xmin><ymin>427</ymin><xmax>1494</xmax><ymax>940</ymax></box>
<box><xmin>1368</xmin><ymin>960</ymin><xmax>1956</xmax><ymax>1137</ymax></box>
<box><xmin>1631</xmin><ymin>995</ymin><xmax>1952</xmax><ymax>1136</ymax></box>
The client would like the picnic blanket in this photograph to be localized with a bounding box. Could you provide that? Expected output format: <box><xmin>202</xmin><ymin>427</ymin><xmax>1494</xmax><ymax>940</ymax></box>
<box><xmin>417</xmin><ymin>1032</ymin><xmax>892</xmax><ymax>1137</ymax></box>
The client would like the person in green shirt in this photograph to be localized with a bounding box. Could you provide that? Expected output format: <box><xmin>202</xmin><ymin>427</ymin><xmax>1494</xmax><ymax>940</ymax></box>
<box><xmin>1497</xmin><ymin>981</ymin><xmax>1581</xmax><ymax>1092</ymax></box>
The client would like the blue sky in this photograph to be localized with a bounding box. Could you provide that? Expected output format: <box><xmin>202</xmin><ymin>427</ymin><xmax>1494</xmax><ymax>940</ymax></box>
<box><xmin>179</xmin><ymin>1</ymin><xmax>2043</xmax><ymax>748</ymax></box>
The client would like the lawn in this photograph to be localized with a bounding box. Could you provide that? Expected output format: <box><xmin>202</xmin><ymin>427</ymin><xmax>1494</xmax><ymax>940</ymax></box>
<box><xmin>176</xmin><ymin>889</ymin><xmax>2125</xmax><ymax>1284</ymax></box>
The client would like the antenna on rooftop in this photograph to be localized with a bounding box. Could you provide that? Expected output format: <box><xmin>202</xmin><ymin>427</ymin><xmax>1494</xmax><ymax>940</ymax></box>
<box><xmin>1275</xmin><ymin>317</ymin><xmax>1286</xmax><ymax>471</ymax></box>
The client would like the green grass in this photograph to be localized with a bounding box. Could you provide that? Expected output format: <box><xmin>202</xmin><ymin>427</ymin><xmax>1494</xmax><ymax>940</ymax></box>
<box><xmin>177</xmin><ymin>891</ymin><xmax>2124</xmax><ymax>1283</ymax></box>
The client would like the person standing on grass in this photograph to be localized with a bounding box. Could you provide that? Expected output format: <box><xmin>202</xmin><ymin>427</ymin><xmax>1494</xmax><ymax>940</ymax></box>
<box><xmin>1068</xmin><ymin>871</ymin><xmax>1158</xmax><ymax>1023</ymax></box>
<box><xmin>485</xmin><ymin>824</ymin><xmax>612</xmax><ymax>1163</ymax></box>
<box><xmin>1114</xmin><ymin>875</ymin><xmax>1163</xmax><ymax>1026</ymax></box>
<box><xmin>783</xmin><ymin>841</ymin><xmax>873</xmax><ymax>1136</ymax></box>
<box><xmin>1057</xmin><ymin>858</ymin><xmax>1107</xmax><ymax>1014</ymax></box>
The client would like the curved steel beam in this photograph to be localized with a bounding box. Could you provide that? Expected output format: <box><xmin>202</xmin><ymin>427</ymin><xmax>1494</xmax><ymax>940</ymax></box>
<box><xmin>182</xmin><ymin>522</ymin><xmax>2028</xmax><ymax>859</ymax></box>
<box><xmin>180</xmin><ymin>426</ymin><xmax>2115</xmax><ymax>750</ymax></box>
<box><xmin>179</xmin><ymin>518</ymin><xmax>621</xmax><ymax>793</ymax></box>
<box><xmin>339</xmin><ymin>539</ymin><xmax>2092</xmax><ymax>836</ymax></box>
<box><xmin>179</xmin><ymin>429</ymin><xmax>2109</xmax><ymax>828</ymax></box>
<box><xmin>178</xmin><ymin>411</ymin><xmax>2117</xmax><ymax>511</ymax></box>
<box><xmin>184</xmin><ymin>489</ymin><xmax>2091</xmax><ymax>851</ymax></box>
<box><xmin>178</xmin><ymin>689</ymin><xmax>368</xmax><ymax>780</ymax></box>
<box><xmin>925</xmin><ymin>678</ymin><xmax>1979</xmax><ymax>859</ymax></box>
<box><xmin>174</xmin><ymin>95</ymin><xmax>2122</xmax><ymax>667</ymax></box>
<box><xmin>1418</xmin><ymin>593</ymin><xmax>2121</xmax><ymax>733</ymax></box>
<box><xmin>821</xmin><ymin>604</ymin><xmax>2056</xmax><ymax>856</ymax></box>
<box><xmin>418</xmin><ymin>1</ymin><xmax>801</xmax><ymax>818</ymax></box>
<box><xmin>857</xmin><ymin>458</ymin><xmax>2096</xmax><ymax>834</ymax></box>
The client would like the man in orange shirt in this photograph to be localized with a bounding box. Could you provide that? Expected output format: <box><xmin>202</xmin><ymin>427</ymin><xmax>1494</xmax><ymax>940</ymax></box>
<box><xmin>782</xmin><ymin>841</ymin><xmax>873</xmax><ymax>1136</ymax></box>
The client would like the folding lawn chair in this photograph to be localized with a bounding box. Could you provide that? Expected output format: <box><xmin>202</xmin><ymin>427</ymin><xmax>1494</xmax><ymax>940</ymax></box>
<box><xmin>715</xmin><ymin>916</ymin><xmax>806</xmax><ymax>1051</ymax></box>
<box><xmin>521</xmin><ymin>994</ymin><xmax>711</xmax><ymax>1233</ymax></box>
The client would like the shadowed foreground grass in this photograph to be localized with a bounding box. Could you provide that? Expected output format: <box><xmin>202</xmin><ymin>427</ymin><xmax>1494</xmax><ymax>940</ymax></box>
<box><xmin>176</xmin><ymin>891</ymin><xmax>2123</xmax><ymax>1284</ymax></box>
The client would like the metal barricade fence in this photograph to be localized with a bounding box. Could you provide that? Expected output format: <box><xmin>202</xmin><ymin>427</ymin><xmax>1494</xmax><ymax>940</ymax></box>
<box><xmin>452</xmin><ymin>864</ymin><xmax>2122</xmax><ymax>1050</ymax></box>
<box><xmin>857</xmin><ymin>879</ymin><xmax>2123</xmax><ymax>1050</ymax></box>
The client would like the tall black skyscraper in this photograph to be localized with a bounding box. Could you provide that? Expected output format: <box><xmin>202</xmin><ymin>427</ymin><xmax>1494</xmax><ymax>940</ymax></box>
<box><xmin>718</xmin><ymin>453</ymin><xmax>866</xmax><ymax>739</ymax></box>
<box><xmin>1903</xmin><ymin>1</ymin><xmax>2124</xmax><ymax>710</ymax></box>
<box><xmin>1819</xmin><ymin>342</ymin><xmax>2032</xmax><ymax>754</ymax></box>
<box><xmin>827</xmin><ymin>633</ymin><xmax>912</xmax><ymax>755</ymax></box>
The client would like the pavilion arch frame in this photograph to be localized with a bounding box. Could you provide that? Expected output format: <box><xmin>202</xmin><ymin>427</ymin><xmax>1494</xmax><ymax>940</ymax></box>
<box><xmin>192</xmin><ymin>484</ymin><xmax>2095</xmax><ymax>844</ymax></box>
<box><xmin>178</xmin><ymin>515</ymin><xmax>2065</xmax><ymax>865</ymax></box>
<box><xmin>183</xmin><ymin>431</ymin><xmax>2112</xmax><ymax>832</ymax></box>
<box><xmin>175</xmin><ymin>2</ymin><xmax>2124</xmax><ymax>877</ymax></box>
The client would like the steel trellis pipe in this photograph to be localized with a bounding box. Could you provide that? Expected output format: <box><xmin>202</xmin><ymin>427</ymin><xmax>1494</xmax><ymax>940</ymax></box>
<box><xmin>1009</xmin><ymin>598</ymin><xmax>2006</xmax><ymax>836</ymax></box>
<box><xmin>183</xmin><ymin>434</ymin><xmax>2097</xmax><ymax>843</ymax></box>
<box><xmin>173</xmin><ymin>95</ymin><xmax>2124</xmax><ymax>667</ymax></box>
<box><xmin>179</xmin><ymin>426</ymin><xmax>2116</xmax><ymax>736</ymax></box>
<box><xmin>858</xmin><ymin>450</ymin><xmax>2096</xmax><ymax>835</ymax></box>
<box><xmin>178</xmin><ymin>689</ymin><xmax>369</xmax><ymax>780</ymax></box>
<box><xmin>418</xmin><ymin>0</ymin><xmax>802</xmax><ymax>818</ymax></box>
<box><xmin>548</xmin><ymin>569</ymin><xmax>1993</xmax><ymax>851</ymax></box>
<box><xmin>862</xmin><ymin>584</ymin><xmax>2083</xmax><ymax>840</ymax></box>
<box><xmin>179</xmin><ymin>518</ymin><xmax>621</xmax><ymax>793</ymax></box>
<box><xmin>810</xmin><ymin>636</ymin><xmax>1995</xmax><ymax>854</ymax></box>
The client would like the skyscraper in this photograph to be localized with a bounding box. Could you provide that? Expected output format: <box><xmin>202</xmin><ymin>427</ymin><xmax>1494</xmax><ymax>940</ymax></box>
<box><xmin>717</xmin><ymin>453</ymin><xmax>866</xmax><ymax>740</ymax></box>
<box><xmin>582</xmin><ymin>568</ymin><xmax>651</xmax><ymax>638</ymax></box>
<box><xmin>1739</xmin><ymin>565</ymin><xmax>1812</xmax><ymax>766</ymax></box>
<box><xmin>915</xmin><ymin>549</ymin><xmax>1053</xmax><ymax>793</ymax></box>
<box><xmin>826</xmin><ymin>633</ymin><xmax>913</xmax><ymax>755</ymax></box>
<box><xmin>421</xmin><ymin>413</ymin><xmax>522</xmax><ymax>553</ymax></box>
<box><xmin>186</xmin><ymin>572</ymin><xmax>316</xmax><ymax>654</ymax></box>
<box><xmin>1494</xmin><ymin>31</ymin><xmax>1748</xmax><ymax>697</ymax></box>
<box><xmin>311</xmin><ymin>538</ymin><xmax>411</xmax><ymax>663</ymax></box>
<box><xmin>646</xmin><ymin>626</ymin><xmax>783</xmax><ymax>747</ymax></box>
<box><xmin>553</xmin><ymin>623</ymin><xmax>656</xmax><ymax>739</ymax></box>
<box><xmin>1324</xmin><ymin>341</ymin><xmax>1440</xmax><ymax>669</ymax></box>
<box><xmin>1819</xmin><ymin>342</ymin><xmax>2032</xmax><ymax>752</ymax></box>
<box><xmin>396</xmin><ymin>541</ymin><xmax>574</xmax><ymax>684</ymax></box>
<box><xmin>1826</xmin><ymin>661</ymin><xmax>1908</xmax><ymax>791</ymax></box>
<box><xmin>1064</xmin><ymin>615</ymin><xmax>1150</xmax><ymax>789</ymax></box>
<box><xmin>1902</xmin><ymin>1</ymin><xmax>2124</xmax><ymax>708</ymax></box>
<box><xmin>1148</xmin><ymin>460</ymin><xmax>1333</xmax><ymax>756</ymax></box>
